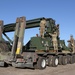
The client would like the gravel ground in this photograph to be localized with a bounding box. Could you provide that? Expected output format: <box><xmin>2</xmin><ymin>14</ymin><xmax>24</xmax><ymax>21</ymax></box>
<box><xmin>0</xmin><ymin>63</ymin><xmax>75</xmax><ymax>75</ymax></box>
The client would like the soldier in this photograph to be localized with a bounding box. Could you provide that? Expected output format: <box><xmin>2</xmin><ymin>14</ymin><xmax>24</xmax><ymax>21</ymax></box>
<box><xmin>40</xmin><ymin>18</ymin><xmax>46</xmax><ymax>38</ymax></box>
<box><xmin>49</xmin><ymin>32</ymin><xmax>58</xmax><ymax>52</ymax></box>
<box><xmin>53</xmin><ymin>24</ymin><xmax>60</xmax><ymax>37</ymax></box>
<box><xmin>68</xmin><ymin>35</ymin><xmax>75</xmax><ymax>53</ymax></box>
<box><xmin>56</xmin><ymin>24</ymin><xmax>60</xmax><ymax>37</ymax></box>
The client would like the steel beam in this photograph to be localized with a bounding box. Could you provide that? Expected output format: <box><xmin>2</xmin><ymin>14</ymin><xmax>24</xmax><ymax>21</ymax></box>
<box><xmin>3</xmin><ymin>17</ymin><xmax>54</xmax><ymax>32</ymax></box>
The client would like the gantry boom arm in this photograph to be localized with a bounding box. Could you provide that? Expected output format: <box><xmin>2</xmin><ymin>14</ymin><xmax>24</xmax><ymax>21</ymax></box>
<box><xmin>3</xmin><ymin>17</ymin><xmax>45</xmax><ymax>32</ymax></box>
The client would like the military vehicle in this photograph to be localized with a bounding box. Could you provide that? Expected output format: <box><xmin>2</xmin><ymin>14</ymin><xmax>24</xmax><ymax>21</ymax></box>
<box><xmin>0</xmin><ymin>16</ymin><xmax>75</xmax><ymax>69</ymax></box>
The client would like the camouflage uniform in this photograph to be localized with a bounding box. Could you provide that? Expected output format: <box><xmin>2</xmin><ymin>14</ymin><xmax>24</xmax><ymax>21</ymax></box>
<box><xmin>68</xmin><ymin>35</ymin><xmax>75</xmax><ymax>53</ymax></box>
<box><xmin>56</xmin><ymin>24</ymin><xmax>60</xmax><ymax>37</ymax></box>
<box><xmin>53</xmin><ymin>24</ymin><xmax>59</xmax><ymax>37</ymax></box>
<box><xmin>49</xmin><ymin>32</ymin><xmax>58</xmax><ymax>51</ymax></box>
<box><xmin>40</xmin><ymin>18</ymin><xmax>46</xmax><ymax>38</ymax></box>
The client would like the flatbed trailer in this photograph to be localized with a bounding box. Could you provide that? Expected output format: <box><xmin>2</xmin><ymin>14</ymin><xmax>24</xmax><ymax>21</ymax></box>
<box><xmin>0</xmin><ymin>16</ymin><xmax>75</xmax><ymax>70</ymax></box>
<box><xmin>11</xmin><ymin>51</ymin><xmax>75</xmax><ymax>69</ymax></box>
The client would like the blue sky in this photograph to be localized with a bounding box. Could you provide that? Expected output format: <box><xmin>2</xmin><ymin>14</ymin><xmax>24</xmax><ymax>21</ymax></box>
<box><xmin>0</xmin><ymin>0</ymin><xmax>75</xmax><ymax>45</ymax></box>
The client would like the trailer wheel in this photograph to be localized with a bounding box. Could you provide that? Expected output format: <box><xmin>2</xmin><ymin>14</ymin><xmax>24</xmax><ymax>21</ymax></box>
<box><xmin>62</xmin><ymin>56</ymin><xmax>67</xmax><ymax>65</ymax></box>
<box><xmin>48</xmin><ymin>55</ymin><xmax>53</xmax><ymax>67</ymax></box>
<box><xmin>37</xmin><ymin>57</ymin><xmax>46</xmax><ymax>70</ymax></box>
<box><xmin>52</xmin><ymin>56</ymin><xmax>58</xmax><ymax>67</ymax></box>
<box><xmin>58</xmin><ymin>55</ymin><xmax>62</xmax><ymax>65</ymax></box>
<box><xmin>67</xmin><ymin>55</ymin><xmax>70</xmax><ymax>64</ymax></box>
<box><xmin>69</xmin><ymin>55</ymin><xmax>74</xmax><ymax>64</ymax></box>
<box><xmin>73</xmin><ymin>55</ymin><xmax>75</xmax><ymax>63</ymax></box>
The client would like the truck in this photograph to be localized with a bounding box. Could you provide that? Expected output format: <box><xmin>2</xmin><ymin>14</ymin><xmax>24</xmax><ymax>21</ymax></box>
<box><xmin>0</xmin><ymin>16</ymin><xmax>75</xmax><ymax>69</ymax></box>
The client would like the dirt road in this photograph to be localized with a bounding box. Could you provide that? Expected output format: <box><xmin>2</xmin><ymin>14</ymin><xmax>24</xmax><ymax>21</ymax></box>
<box><xmin>0</xmin><ymin>63</ymin><xmax>75</xmax><ymax>75</ymax></box>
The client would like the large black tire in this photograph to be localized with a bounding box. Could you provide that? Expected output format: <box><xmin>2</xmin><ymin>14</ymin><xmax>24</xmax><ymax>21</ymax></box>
<box><xmin>73</xmin><ymin>55</ymin><xmax>75</xmax><ymax>63</ymax></box>
<box><xmin>58</xmin><ymin>55</ymin><xmax>63</xmax><ymax>65</ymax></box>
<box><xmin>36</xmin><ymin>57</ymin><xmax>46</xmax><ymax>70</ymax></box>
<box><xmin>67</xmin><ymin>55</ymin><xmax>71</xmax><ymax>64</ymax></box>
<box><xmin>48</xmin><ymin>55</ymin><xmax>53</xmax><ymax>67</ymax></box>
<box><xmin>52</xmin><ymin>56</ymin><xmax>59</xmax><ymax>67</ymax></box>
<box><xmin>69</xmin><ymin>55</ymin><xmax>74</xmax><ymax>64</ymax></box>
<box><xmin>62</xmin><ymin>56</ymin><xmax>67</xmax><ymax>65</ymax></box>
<box><xmin>48</xmin><ymin>56</ymin><xmax>58</xmax><ymax>67</ymax></box>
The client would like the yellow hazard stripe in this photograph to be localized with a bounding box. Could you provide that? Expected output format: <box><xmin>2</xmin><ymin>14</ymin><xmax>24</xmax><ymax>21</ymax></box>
<box><xmin>16</xmin><ymin>48</ymin><xmax>20</xmax><ymax>54</ymax></box>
